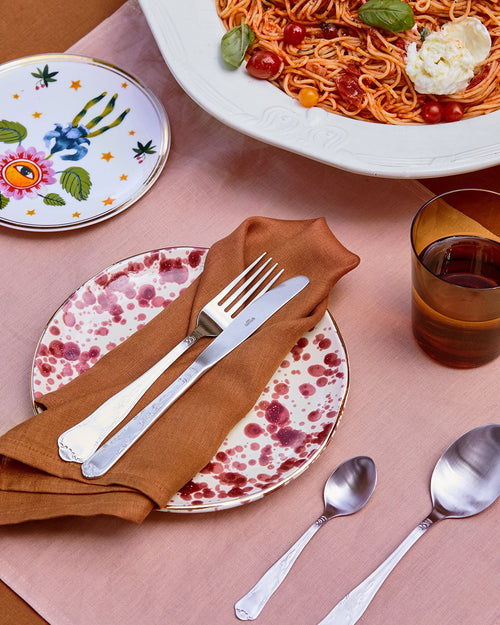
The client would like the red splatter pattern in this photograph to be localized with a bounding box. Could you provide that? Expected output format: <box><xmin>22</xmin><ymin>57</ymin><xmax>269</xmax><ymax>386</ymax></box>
<box><xmin>31</xmin><ymin>247</ymin><xmax>348</xmax><ymax>513</ymax></box>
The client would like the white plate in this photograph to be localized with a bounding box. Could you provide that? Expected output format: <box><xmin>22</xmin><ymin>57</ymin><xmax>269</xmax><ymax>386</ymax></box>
<box><xmin>31</xmin><ymin>247</ymin><xmax>349</xmax><ymax>513</ymax></box>
<box><xmin>138</xmin><ymin>0</ymin><xmax>500</xmax><ymax>179</ymax></box>
<box><xmin>0</xmin><ymin>54</ymin><xmax>170</xmax><ymax>231</ymax></box>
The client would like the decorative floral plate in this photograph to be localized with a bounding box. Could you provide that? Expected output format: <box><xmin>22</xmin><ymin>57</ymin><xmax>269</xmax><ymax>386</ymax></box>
<box><xmin>0</xmin><ymin>54</ymin><xmax>170</xmax><ymax>232</ymax></box>
<box><xmin>31</xmin><ymin>247</ymin><xmax>349</xmax><ymax>513</ymax></box>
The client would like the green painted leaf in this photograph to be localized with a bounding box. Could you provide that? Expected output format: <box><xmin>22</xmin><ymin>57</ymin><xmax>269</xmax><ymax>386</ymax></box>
<box><xmin>133</xmin><ymin>139</ymin><xmax>156</xmax><ymax>156</ymax></box>
<box><xmin>358</xmin><ymin>0</ymin><xmax>414</xmax><ymax>32</ymax></box>
<box><xmin>43</xmin><ymin>193</ymin><xmax>66</xmax><ymax>206</ymax></box>
<box><xmin>0</xmin><ymin>194</ymin><xmax>9</xmax><ymax>209</ymax></box>
<box><xmin>60</xmin><ymin>167</ymin><xmax>92</xmax><ymax>201</ymax></box>
<box><xmin>32</xmin><ymin>65</ymin><xmax>58</xmax><ymax>86</ymax></box>
<box><xmin>142</xmin><ymin>139</ymin><xmax>156</xmax><ymax>154</ymax></box>
<box><xmin>0</xmin><ymin>120</ymin><xmax>28</xmax><ymax>144</ymax></box>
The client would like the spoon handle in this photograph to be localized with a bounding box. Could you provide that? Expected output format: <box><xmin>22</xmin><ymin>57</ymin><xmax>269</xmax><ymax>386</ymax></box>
<box><xmin>317</xmin><ymin>517</ymin><xmax>434</xmax><ymax>625</ymax></box>
<box><xmin>235</xmin><ymin>516</ymin><xmax>328</xmax><ymax>621</ymax></box>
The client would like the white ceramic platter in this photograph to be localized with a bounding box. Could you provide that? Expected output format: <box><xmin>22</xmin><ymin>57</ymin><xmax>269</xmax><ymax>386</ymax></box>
<box><xmin>138</xmin><ymin>0</ymin><xmax>500</xmax><ymax>179</ymax></box>
<box><xmin>0</xmin><ymin>54</ymin><xmax>170</xmax><ymax>231</ymax></box>
<box><xmin>31</xmin><ymin>247</ymin><xmax>349</xmax><ymax>513</ymax></box>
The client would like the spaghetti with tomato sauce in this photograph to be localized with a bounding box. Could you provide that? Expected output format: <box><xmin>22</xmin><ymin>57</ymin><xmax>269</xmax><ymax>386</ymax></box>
<box><xmin>215</xmin><ymin>0</ymin><xmax>500</xmax><ymax>124</ymax></box>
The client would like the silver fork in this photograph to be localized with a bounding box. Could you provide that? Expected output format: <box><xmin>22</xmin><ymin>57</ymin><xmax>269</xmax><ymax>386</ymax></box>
<box><xmin>58</xmin><ymin>253</ymin><xmax>283</xmax><ymax>463</ymax></box>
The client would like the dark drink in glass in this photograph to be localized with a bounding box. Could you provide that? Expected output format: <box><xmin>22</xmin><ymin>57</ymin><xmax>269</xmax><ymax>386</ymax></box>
<box><xmin>411</xmin><ymin>190</ymin><xmax>500</xmax><ymax>368</ymax></box>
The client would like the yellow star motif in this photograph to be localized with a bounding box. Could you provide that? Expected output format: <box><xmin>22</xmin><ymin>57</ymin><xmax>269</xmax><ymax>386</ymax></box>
<box><xmin>70</xmin><ymin>80</ymin><xmax>82</xmax><ymax>91</ymax></box>
<box><xmin>101</xmin><ymin>152</ymin><xmax>114</xmax><ymax>162</ymax></box>
<box><xmin>120</xmin><ymin>174</ymin><xmax>128</xmax><ymax>181</ymax></box>
<box><xmin>72</xmin><ymin>211</ymin><xmax>81</xmax><ymax>218</ymax></box>
<box><xmin>128</xmin><ymin>130</ymin><xmax>135</xmax><ymax>136</ymax></box>
<box><xmin>121</xmin><ymin>82</ymin><xmax>128</xmax><ymax>88</ymax></box>
<box><xmin>32</xmin><ymin>112</ymin><xmax>42</xmax><ymax>119</ymax></box>
<box><xmin>26</xmin><ymin>209</ymin><xmax>36</xmax><ymax>216</ymax></box>
<box><xmin>103</xmin><ymin>197</ymin><xmax>115</xmax><ymax>206</ymax></box>
<box><xmin>13</xmin><ymin>93</ymin><xmax>20</xmax><ymax>99</ymax></box>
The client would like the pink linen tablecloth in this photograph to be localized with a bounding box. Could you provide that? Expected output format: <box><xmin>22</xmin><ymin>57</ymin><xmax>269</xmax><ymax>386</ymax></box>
<box><xmin>0</xmin><ymin>2</ymin><xmax>498</xmax><ymax>624</ymax></box>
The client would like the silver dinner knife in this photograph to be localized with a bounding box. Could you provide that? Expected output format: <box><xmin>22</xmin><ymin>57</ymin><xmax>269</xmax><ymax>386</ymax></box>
<box><xmin>81</xmin><ymin>275</ymin><xmax>309</xmax><ymax>478</ymax></box>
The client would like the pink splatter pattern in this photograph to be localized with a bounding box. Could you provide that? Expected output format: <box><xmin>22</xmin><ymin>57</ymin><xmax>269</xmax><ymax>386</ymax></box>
<box><xmin>31</xmin><ymin>247</ymin><xmax>349</xmax><ymax>513</ymax></box>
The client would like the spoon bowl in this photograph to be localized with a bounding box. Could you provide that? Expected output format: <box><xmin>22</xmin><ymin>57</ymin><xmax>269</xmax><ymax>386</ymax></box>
<box><xmin>318</xmin><ymin>423</ymin><xmax>500</xmax><ymax>625</ymax></box>
<box><xmin>431</xmin><ymin>423</ymin><xmax>500</xmax><ymax>519</ymax></box>
<box><xmin>324</xmin><ymin>456</ymin><xmax>377</xmax><ymax>518</ymax></box>
<box><xmin>234</xmin><ymin>456</ymin><xmax>377</xmax><ymax>621</ymax></box>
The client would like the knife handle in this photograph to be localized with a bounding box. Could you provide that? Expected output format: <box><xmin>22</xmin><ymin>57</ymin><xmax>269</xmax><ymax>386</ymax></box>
<box><xmin>57</xmin><ymin>330</ymin><xmax>204</xmax><ymax>463</ymax></box>
<box><xmin>81</xmin><ymin>359</ymin><xmax>207</xmax><ymax>478</ymax></box>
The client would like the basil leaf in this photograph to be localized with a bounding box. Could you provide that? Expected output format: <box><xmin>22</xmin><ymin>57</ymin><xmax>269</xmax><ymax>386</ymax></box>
<box><xmin>358</xmin><ymin>0</ymin><xmax>415</xmax><ymax>33</ymax></box>
<box><xmin>420</xmin><ymin>26</ymin><xmax>430</xmax><ymax>41</ymax></box>
<box><xmin>221</xmin><ymin>19</ymin><xmax>255</xmax><ymax>69</ymax></box>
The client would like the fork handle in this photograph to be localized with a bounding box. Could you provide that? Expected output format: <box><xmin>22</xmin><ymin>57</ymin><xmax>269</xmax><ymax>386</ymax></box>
<box><xmin>58</xmin><ymin>329</ymin><xmax>205</xmax><ymax>463</ymax></box>
<box><xmin>81</xmin><ymin>357</ymin><xmax>208</xmax><ymax>478</ymax></box>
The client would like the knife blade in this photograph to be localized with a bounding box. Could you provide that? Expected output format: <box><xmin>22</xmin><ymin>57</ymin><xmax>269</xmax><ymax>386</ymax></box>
<box><xmin>81</xmin><ymin>275</ymin><xmax>309</xmax><ymax>478</ymax></box>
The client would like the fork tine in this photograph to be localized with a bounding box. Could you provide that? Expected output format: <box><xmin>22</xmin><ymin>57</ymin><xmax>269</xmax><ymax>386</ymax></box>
<box><xmin>221</xmin><ymin>258</ymin><xmax>273</xmax><ymax>308</ymax></box>
<box><xmin>217</xmin><ymin>253</ymin><xmax>273</xmax><ymax>308</ymax></box>
<box><xmin>226</xmin><ymin>266</ymin><xmax>284</xmax><ymax>316</ymax></box>
<box><xmin>225</xmin><ymin>261</ymin><xmax>277</xmax><ymax>312</ymax></box>
<box><xmin>214</xmin><ymin>252</ymin><xmax>268</xmax><ymax>303</ymax></box>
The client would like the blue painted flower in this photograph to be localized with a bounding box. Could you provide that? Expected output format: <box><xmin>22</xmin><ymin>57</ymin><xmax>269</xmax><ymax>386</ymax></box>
<box><xmin>44</xmin><ymin>124</ymin><xmax>90</xmax><ymax>161</ymax></box>
<box><xmin>43</xmin><ymin>92</ymin><xmax>130</xmax><ymax>162</ymax></box>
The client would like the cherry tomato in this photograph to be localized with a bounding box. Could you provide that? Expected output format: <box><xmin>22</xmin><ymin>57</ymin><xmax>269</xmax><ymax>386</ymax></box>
<box><xmin>344</xmin><ymin>63</ymin><xmax>361</xmax><ymax>77</ymax></box>
<box><xmin>299</xmin><ymin>87</ymin><xmax>319</xmax><ymax>108</ymax></box>
<box><xmin>335</xmin><ymin>72</ymin><xmax>364</xmax><ymax>108</ymax></box>
<box><xmin>467</xmin><ymin>64</ymin><xmax>490</xmax><ymax>90</ymax></box>
<box><xmin>394</xmin><ymin>37</ymin><xmax>407</xmax><ymax>51</ymax></box>
<box><xmin>443</xmin><ymin>102</ymin><xmax>465</xmax><ymax>122</ymax></box>
<box><xmin>421</xmin><ymin>101</ymin><xmax>444</xmax><ymax>124</ymax></box>
<box><xmin>246</xmin><ymin>51</ymin><xmax>282</xmax><ymax>80</ymax></box>
<box><xmin>319</xmin><ymin>22</ymin><xmax>338</xmax><ymax>39</ymax></box>
<box><xmin>284</xmin><ymin>22</ymin><xmax>306</xmax><ymax>45</ymax></box>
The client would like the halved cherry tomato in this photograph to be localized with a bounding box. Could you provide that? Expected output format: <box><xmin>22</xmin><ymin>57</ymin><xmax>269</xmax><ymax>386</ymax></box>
<box><xmin>284</xmin><ymin>22</ymin><xmax>306</xmax><ymax>45</ymax></box>
<box><xmin>299</xmin><ymin>86</ymin><xmax>319</xmax><ymax>108</ymax></box>
<box><xmin>422</xmin><ymin>101</ymin><xmax>444</xmax><ymax>124</ymax></box>
<box><xmin>344</xmin><ymin>63</ymin><xmax>361</xmax><ymax>77</ymax></box>
<box><xmin>319</xmin><ymin>22</ymin><xmax>338</xmax><ymax>39</ymax></box>
<box><xmin>246</xmin><ymin>51</ymin><xmax>282</xmax><ymax>80</ymax></box>
<box><xmin>467</xmin><ymin>64</ymin><xmax>490</xmax><ymax>90</ymax></box>
<box><xmin>443</xmin><ymin>102</ymin><xmax>465</xmax><ymax>122</ymax></box>
<box><xmin>335</xmin><ymin>72</ymin><xmax>364</xmax><ymax>108</ymax></box>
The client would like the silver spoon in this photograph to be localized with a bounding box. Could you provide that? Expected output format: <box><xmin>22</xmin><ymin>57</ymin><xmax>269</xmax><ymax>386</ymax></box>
<box><xmin>317</xmin><ymin>423</ymin><xmax>500</xmax><ymax>625</ymax></box>
<box><xmin>234</xmin><ymin>456</ymin><xmax>377</xmax><ymax>621</ymax></box>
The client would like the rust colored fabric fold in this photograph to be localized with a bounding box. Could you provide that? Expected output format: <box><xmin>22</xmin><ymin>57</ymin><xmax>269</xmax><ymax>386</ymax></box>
<box><xmin>0</xmin><ymin>217</ymin><xmax>359</xmax><ymax>524</ymax></box>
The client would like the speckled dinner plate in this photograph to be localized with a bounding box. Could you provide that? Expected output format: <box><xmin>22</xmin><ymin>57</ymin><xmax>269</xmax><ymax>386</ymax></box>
<box><xmin>0</xmin><ymin>54</ymin><xmax>169</xmax><ymax>232</ymax></box>
<box><xmin>31</xmin><ymin>247</ymin><xmax>349</xmax><ymax>512</ymax></box>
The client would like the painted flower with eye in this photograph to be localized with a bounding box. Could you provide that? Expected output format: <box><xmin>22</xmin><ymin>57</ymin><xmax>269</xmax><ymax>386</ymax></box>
<box><xmin>0</xmin><ymin>145</ymin><xmax>56</xmax><ymax>200</ymax></box>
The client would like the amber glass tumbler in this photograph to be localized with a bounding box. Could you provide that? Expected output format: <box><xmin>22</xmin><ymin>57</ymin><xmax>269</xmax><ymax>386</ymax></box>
<box><xmin>411</xmin><ymin>188</ymin><xmax>500</xmax><ymax>368</ymax></box>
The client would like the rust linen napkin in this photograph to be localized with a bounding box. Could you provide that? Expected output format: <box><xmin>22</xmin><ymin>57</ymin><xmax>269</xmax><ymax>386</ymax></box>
<box><xmin>0</xmin><ymin>216</ymin><xmax>359</xmax><ymax>524</ymax></box>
